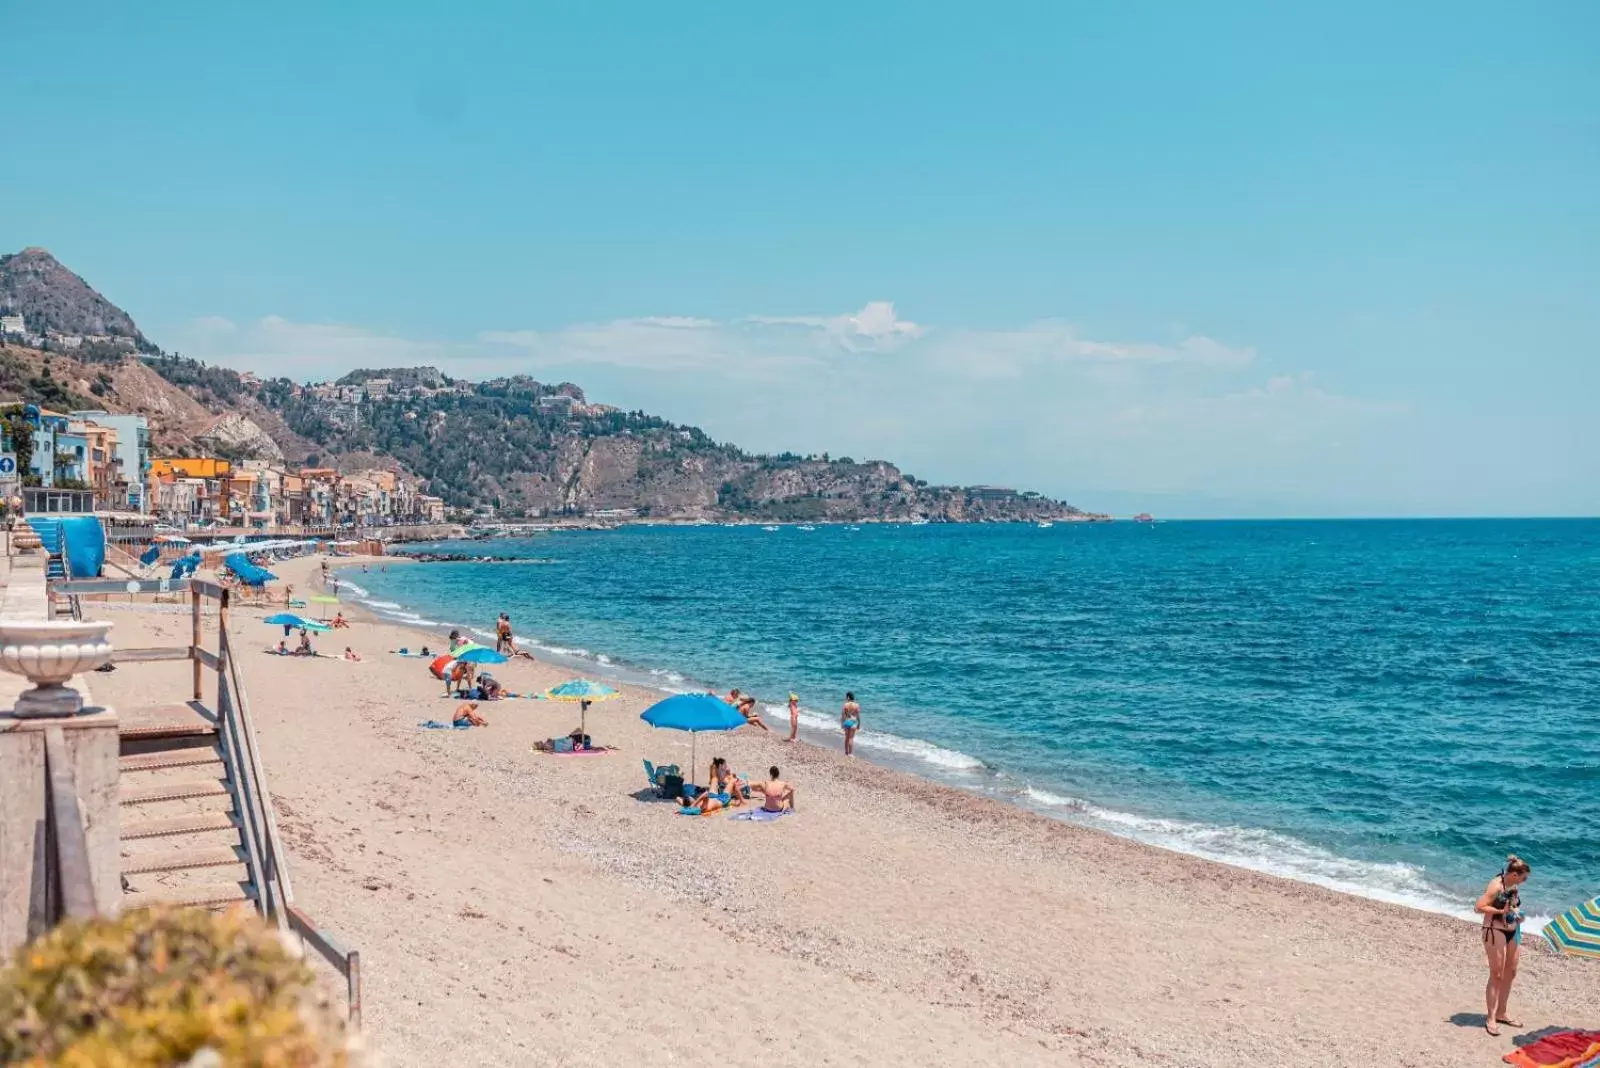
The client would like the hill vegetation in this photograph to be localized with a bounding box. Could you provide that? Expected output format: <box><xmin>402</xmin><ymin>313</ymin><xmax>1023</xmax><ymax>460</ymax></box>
<box><xmin>0</xmin><ymin>247</ymin><xmax>1099</xmax><ymax>521</ymax></box>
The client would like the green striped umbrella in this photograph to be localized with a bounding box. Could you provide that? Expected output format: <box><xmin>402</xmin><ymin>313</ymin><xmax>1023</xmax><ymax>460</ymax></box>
<box><xmin>1543</xmin><ymin>896</ymin><xmax>1600</xmax><ymax>959</ymax></box>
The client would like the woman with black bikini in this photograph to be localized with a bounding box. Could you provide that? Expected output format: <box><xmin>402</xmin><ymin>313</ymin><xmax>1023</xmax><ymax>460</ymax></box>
<box><xmin>1475</xmin><ymin>854</ymin><xmax>1531</xmax><ymax>1036</ymax></box>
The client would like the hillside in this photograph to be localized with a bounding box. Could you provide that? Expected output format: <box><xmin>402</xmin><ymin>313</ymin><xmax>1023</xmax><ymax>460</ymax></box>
<box><xmin>0</xmin><ymin>248</ymin><xmax>156</xmax><ymax>353</ymax></box>
<box><xmin>0</xmin><ymin>247</ymin><xmax>1100</xmax><ymax>521</ymax></box>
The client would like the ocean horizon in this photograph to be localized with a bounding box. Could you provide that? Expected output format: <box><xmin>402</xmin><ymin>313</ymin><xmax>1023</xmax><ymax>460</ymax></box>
<box><xmin>340</xmin><ymin>517</ymin><xmax>1600</xmax><ymax>924</ymax></box>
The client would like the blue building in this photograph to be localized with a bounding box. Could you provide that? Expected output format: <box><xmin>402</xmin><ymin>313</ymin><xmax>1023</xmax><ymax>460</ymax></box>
<box><xmin>70</xmin><ymin>410</ymin><xmax>151</xmax><ymax>512</ymax></box>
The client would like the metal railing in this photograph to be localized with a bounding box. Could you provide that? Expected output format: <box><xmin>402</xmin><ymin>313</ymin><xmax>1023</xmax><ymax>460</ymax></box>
<box><xmin>48</xmin><ymin>575</ymin><xmax>362</xmax><ymax>1025</ymax></box>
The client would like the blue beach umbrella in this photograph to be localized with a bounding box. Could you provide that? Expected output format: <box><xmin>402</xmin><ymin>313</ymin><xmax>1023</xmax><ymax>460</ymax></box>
<box><xmin>263</xmin><ymin>613</ymin><xmax>303</xmax><ymax>626</ymax></box>
<box><xmin>453</xmin><ymin>647</ymin><xmax>509</xmax><ymax>665</ymax></box>
<box><xmin>1543</xmin><ymin>896</ymin><xmax>1600</xmax><ymax>960</ymax></box>
<box><xmin>640</xmin><ymin>693</ymin><xmax>747</xmax><ymax>782</ymax></box>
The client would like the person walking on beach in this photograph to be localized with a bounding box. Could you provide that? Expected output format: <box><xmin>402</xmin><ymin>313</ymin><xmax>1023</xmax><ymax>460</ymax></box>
<box><xmin>495</xmin><ymin>613</ymin><xmax>513</xmax><ymax>654</ymax></box>
<box><xmin>1476</xmin><ymin>855</ymin><xmax>1531</xmax><ymax>1036</ymax></box>
<box><xmin>841</xmin><ymin>692</ymin><xmax>861</xmax><ymax>756</ymax></box>
<box><xmin>787</xmin><ymin>693</ymin><xmax>800</xmax><ymax>742</ymax></box>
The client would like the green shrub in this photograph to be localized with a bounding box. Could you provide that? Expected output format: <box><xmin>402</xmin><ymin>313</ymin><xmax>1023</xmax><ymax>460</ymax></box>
<box><xmin>0</xmin><ymin>907</ymin><xmax>350</xmax><ymax>1066</ymax></box>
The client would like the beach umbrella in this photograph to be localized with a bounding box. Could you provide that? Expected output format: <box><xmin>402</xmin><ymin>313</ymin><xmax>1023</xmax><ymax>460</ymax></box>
<box><xmin>310</xmin><ymin>593</ymin><xmax>341</xmax><ymax>620</ymax></box>
<box><xmin>263</xmin><ymin>612</ymin><xmax>302</xmax><ymax>626</ymax></box>
<box><xmin>640</xmin><ymin>693</ymin><xmax>746</xmax><ymax>784</ymax></box>
<box><xmin>545</xmin><ymin>678</ymin><xmax>620</xmax><ymax>736</ymax></box>
<box><xmin>1543</xmin><ymin>897</ymin><xmax>1600</xmax><ymax>960</ymax></box>
<box><xmin>453</xmin><ymin>647</ymin><xmax>509</xmax><ymax>666</ymax></box>
<box><xmin>428</xmin><ymin>655</ymin><xmax>457</xmax><ymax>680</ymax></box>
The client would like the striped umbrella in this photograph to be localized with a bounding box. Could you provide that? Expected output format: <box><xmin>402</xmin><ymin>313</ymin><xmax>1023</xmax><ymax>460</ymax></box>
<box><xmin>545</xmin><ymin>678</ymin><xmax>620</xmax><ymax>736</ymax></box>
<box><xmin>1543</xmin><ymin>896</ymin><xmax>1600</xmax><ymax>959</ymax></box>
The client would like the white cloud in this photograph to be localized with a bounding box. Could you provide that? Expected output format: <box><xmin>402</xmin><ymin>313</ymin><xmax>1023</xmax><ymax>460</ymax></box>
<box><xmin>747</xmin><ymin>301</ymin><xmax>924</xmax><ymax>350</ymax></box>
<box><xmin>171</xmin><ymin>302</ymin><xmax>1400</xmax><ymax>513</ymax></box>
<box><xmin>172</xmin><ymin>315</ymin><xmax>451</xmax><ymax>378</ymax></box>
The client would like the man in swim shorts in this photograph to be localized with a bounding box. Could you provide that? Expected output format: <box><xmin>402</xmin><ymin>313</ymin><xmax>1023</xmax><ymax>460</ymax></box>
<box><xmin>754</xmin><ymin>766</ymin><xmax>795</xmax><ymax>812</ymax></box>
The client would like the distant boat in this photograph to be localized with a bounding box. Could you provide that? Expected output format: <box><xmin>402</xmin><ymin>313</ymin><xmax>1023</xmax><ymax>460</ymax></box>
<box><xmin>846</xmin><ymin>525</ymin><xmax>861</xmax><ymax>532</ymax></box>
<box><xmin>1037</xmin><ymin>521</ymin><xmax>1054</xmax><ymax>529</ymax></box>
<box><xmin>762</xmin><ymin>525</ymin><xmax>780</xmax><ymax>532</ymax></box>
<box><xmin>1134</xmin><ymin>513</ymin><xmax>1155</xmax><ymax>523</ymax></box>
<box><xmin>909</xmin><ymin>519</ymin><xmax>930</xmax><ymax>526</ymax></box>
<box><xmin>797</xmin><ymin>524</ymin><xmax>816</xmax><ymax>532</ymax></box>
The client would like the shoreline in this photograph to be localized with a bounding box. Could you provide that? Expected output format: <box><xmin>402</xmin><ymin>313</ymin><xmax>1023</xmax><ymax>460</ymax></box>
<box><xmin>86</xmin><ymin>551</ymin><xmax>1596</xmax><ymax>1066</ymax></box>
<box><xmin>326</xmin><ymin>555</ymin><xmax>1504</xmax><ymax>932</ymax></box>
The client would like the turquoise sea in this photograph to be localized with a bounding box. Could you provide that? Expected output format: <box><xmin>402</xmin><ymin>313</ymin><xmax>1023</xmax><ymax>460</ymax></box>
<box><xmin>341</xmin><ymin>520</ymin><xmax>1600</xmax><ymax>921</ymax></box>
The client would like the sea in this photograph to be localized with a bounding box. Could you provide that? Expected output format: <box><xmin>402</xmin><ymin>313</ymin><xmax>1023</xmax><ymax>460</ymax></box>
<box><xmin>338</xmin><ymin>519</ymin><xmax>1600</xmax><ymax>922</ymax></box>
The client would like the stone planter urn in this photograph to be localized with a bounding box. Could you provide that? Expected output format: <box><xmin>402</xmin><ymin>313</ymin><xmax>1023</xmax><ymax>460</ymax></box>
<box><xmin>0</xmin><ymin>620</ymin><xmax>114</xmax><ymax>717</ymax></box>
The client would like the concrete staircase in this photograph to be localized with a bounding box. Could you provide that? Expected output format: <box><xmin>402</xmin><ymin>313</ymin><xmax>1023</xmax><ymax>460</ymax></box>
<box><xmin>117</xmin><ymin>703</ymin><xmax>257</xmax><ymax>911</ymax></box>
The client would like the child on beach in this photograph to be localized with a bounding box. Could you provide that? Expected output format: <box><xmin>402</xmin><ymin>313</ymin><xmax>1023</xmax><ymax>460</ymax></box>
<box><xmin>841</xmin><ymin>692</ymin><xmax>861</xmax><ymax>756</ymax></box>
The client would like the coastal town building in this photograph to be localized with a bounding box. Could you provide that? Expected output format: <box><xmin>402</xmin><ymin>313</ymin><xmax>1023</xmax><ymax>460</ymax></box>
<box><xmin>0</xmin><ymin>313</ymin><xmax>25</xmax><ymax>336</ymax></box>
<box><xmin>142</xmin><ymin>455</ymin><xmax>442</xmax><ymax>531</ymax></box>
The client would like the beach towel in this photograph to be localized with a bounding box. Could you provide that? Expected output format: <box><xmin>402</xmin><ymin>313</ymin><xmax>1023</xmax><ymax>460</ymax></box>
<box><xmin>730</xmin><ymin>808</ymin><xmax>790</xmax><ymax>822</ymax></box>
<box><xmin>419</xmin><ymin>720</ymin><xmax>473</xmax><ymax>730</ymax></box>
<box><xmin>1504</xmin><ymin>1032</ymin><xmax>1600</xmax><ymax>1068</ymax></box>
<box><xmin>535</xmin><ymin>746</ymin><xmax>615</xmax><ymax>757</ymax></box>
<box><xmin>678</xmin><ymin>800</ymin><xmax>751</xmax><ymax>817</ymax></box>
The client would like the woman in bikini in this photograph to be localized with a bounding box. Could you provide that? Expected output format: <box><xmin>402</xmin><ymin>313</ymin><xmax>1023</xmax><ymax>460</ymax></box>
<box><xmin>841</xmin><ymin>692</ymin><xmax>861</xmax><ymax>756</ymax></box>
<box><xmin>683</xmin><ymin>758</ymin><xmax>743</xmax><ymax>813</ymax></box>
<box><xmin>1475</xmin><ymin>854</ymin><xmax>1531</xmax><ymax>1036</ymax></box>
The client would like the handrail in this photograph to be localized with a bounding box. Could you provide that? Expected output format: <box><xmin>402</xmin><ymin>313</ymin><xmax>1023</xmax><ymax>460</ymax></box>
<box><xmin>42</xmin><ymin>725</ymin><xmax>99</xmax><ymax>922</ymax></box>
<box><xmin>202</xmin><ymin>585</ymin><xmax>359</xmax><ymax>1019</ymax></box>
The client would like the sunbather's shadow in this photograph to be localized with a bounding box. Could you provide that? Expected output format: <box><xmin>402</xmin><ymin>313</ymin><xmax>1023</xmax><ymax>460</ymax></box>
<box><xmin>630</xmin><ymin>787</ymin><xmax>684</xmax><ymax>805</ymax></box>
<box><xmin>1445</xmin><ymin>1012</ymin><xmax>1488</xmax><ymax>1029</ymax></box>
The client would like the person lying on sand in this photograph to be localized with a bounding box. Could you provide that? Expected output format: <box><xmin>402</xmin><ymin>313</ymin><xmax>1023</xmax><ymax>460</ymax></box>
<box><xmin>750</xmin><ymin>766</ymin><xmax>795</xmax><ymax>812</ymax></box>
<box><xmin>532</xmin><ymin>728</ymin><xmax>593</xmax><ymax>752</ymax></box>
<box><xmin>477</xmin><ymin>673</ymin><xmax>505</xmax><ymax>700</ymax></box>
<box><xmin>331</xmin><ymin>613</ymin><xmax>350</xmax><ymax>629</ymax></box>
<box><xmin>343</xmin><ymin>647</ymin><xmax>362</xmax><ymax>662</ymax></box>
<box><xmin>453</xmin><ymin>701</ymin><xmax>488</xmax><ymax>727</ymax></box>
<box><xmin>265</xmin><ymin>641</ymin><xmax>289</xmax><ymax>656</ymax></box>
<box><xmin>724</xmin><ymin>688</ymin><xmax>742</xmax><ymax>706</ymax></box>
<box><xmin>738</xmin><ymin>695</ymin><xmax>769</xmax><ymax>731</ymax></box>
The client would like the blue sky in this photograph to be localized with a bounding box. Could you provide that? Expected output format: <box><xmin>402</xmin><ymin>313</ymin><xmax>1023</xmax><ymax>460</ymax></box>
<box><xmin>2</xmin><ymin>2</ymin><xmax>1595</xmax><ymax>516</ymax></box>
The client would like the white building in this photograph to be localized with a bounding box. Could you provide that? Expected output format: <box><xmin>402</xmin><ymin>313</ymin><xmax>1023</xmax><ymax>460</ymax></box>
<box><xmin>0</xmin><ymin>314</ymin><xmax>24</xmax><ymax>336</ymax></box>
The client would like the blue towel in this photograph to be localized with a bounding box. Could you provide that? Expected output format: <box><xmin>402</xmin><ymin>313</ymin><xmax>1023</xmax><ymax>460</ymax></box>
<box><xmin>419</xmin><ymin>720</ymin><xmax>472</xmax><ymax>730</ymax></box>
<box><xmin>731</xmin><ymin>809</ymin><xmax>789</xmax><ymax>822</ymax></box>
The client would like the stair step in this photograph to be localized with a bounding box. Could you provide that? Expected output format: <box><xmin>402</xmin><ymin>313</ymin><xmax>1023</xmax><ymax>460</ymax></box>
<box><xmin>120</xmin><ymin>779</ymin><xmax>232</xmax><ymax>807</ymax></box>
<box><xmin>122</xmin><ymin>812</ymin><xmax>239</xmax><ymax>840</ymax></box>
<box><xmin>119</xmin><ymin>703</ymin><xmax>217</xmax><ymax>743</ymax></box>
<box><xmin>119</xmin><ymin>747</ymin><xmax>226</xmax><ymax>775</ymax></box>
<box><xmin>124</xmin><ymin>881</ymin><xmax>256</xmax><ymax>911</ymax></box>
<box><xmin>122</xmin><ymin>846</ymin><xmax>244</xmax><ymax>876</ymax></box>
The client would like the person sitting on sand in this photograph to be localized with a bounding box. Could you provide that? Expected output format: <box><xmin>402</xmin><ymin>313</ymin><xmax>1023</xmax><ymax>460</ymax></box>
<box><xmin>331</xmin><ymin>612</ymin><xmax>350</xmax><ymax>629</ymax></box>
<box><xmin>750</xmin><ymin>766</ymin><xmax>795</xmax><ymax>812</ymax></box>
<box><xmin>453</xmin><ymin>702</ymin><xmax>488</xmax><ymax>727</ymax></box>
<box><xmin>295</xmin><ymin>629</ymin><xmax>314</xmax><ymax>657</ymax></box>
<box><xmin>738</xmin><ymin>694</ymin><xmax>769</xmax><ymax>731</ymax></box>
<box><xmin>682</xmin><ymin>759</ymin><xmax>743</xmax><ymax>814</ymax></box>
<box><xmin>343</xmin><ymin>647</ymin><xmax>362</xmax><ymax>662</ymax></box>
<box><xmin>265</xmin><ymin>640</ymin><xmax>289</xmax><ymax>656</ymax></box>
<box><xmin>724</xmin><ymin>688</ymin><xmax>742</xmax><ymax>706</ymax></box>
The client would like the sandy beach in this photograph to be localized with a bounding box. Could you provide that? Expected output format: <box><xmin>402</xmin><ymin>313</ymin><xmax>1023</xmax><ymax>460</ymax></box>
<box><xmin>87</xmin><ymin>553</ymin><xmax>1596</xmax><ymax>1067</ymax></box>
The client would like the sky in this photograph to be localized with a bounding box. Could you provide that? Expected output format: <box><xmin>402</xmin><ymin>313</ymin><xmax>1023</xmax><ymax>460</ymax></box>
<box><xmin>2</xmin><ymin>2</ymin><xmax>1595</xmax><ymax>517</ymax></box>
